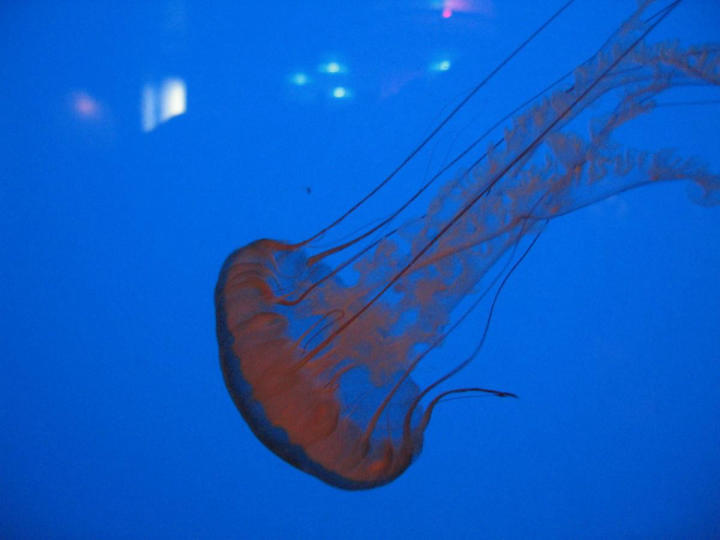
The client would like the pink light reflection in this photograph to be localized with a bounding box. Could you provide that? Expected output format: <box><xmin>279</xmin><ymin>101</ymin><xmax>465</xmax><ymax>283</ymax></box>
<box><xmin>441</xmin><ymin>0</ymin><xmax>494</xmax><ymax>17</ymax></box>
<box><xmin>70</xmin><ymin>91</ymin><xmax>102</xmax><ymax>120</ymax></box>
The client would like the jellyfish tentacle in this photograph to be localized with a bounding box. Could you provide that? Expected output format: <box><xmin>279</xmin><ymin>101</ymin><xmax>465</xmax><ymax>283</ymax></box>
<box><xmin>216</xmin><ymin>0</ymin><xmax>719</xmax><ymax>490</ymax></box>
<box><xmin>294</xmin><ymin>0</ymin><xmax>577</xmax><ymax>249</ymax></box>
<box><xmin>419</xmin><ymin>388</ymin><xmax>519</xmax><ymax>433</ymax></box>
<box><xmin>402</xmin><ymin>223</ymin><xmax>545</xmax><ymax>442</ymax></box>
<box><xmin>299</xmin><ymin>4</ymin><xmax>678</xmax><ymax>371</ymax></box>
<box><xmin>361</xmin><ymin>202</ymin><xmax>546</xmax><ymax>447</ymax></box>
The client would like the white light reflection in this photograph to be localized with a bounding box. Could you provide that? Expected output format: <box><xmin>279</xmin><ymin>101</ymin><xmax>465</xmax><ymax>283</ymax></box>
<box><xmin>287</xmin><ymin>59</ymin><xmax>354</xmax><ymax>102</ymax></box>
<box><xmin>331</xmin><ymin>86</ymin><xmax>350</xmax><ymax>99</ymax></box>
<box><xmin>161</xmin><ymin>78</ymin><xmax>186</xmax><ymax>121</ymax></box>
<box><xmin>141</xmin><ymin>85</ymin><xmax>157</xmax><ymax>132</ymax></box>
<box><xmin>319</xmin><ymin>61</ymin><xmax>346</xmax><ymax>74</ymax></box>
<box><xmin>430</xmin><ymin>59</ymin><xmax>452</xmax><ymax>72</ymax></box>
<box><xmin>290</xmin><ymin>72</ymin><xmax>310</xmax><ymax>86</ymax></box>
<box><xmin>141</xmin><ymin>77</ymin><xmax>186</xmax><ymax>132</ymax></box>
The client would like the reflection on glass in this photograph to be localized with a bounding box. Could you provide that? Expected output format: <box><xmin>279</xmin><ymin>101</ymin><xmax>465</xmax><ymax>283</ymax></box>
<box><xmin>433</xmin><ymin>0</ymin><xmax>495</xmax><ymax>18</ymax></box>
<box><xmin>69</xmin><ymin>91</ymin><xmax>102</xmax><ymax>119</ymax></box>
<box><xmin>430</xmin><ymin>59</ymin><xmax>452</xmax><ymax>72</ymax></box>
<box><xmin>331</xmin><ymin>86</ymin><xmax>350</xmax><ymax>99</ymax></box>
<box><xmin>141</xmin><ymin>77</ymin><xmax>187</xmax><ymax>132</ymax></box>
<box><xmin>319</xmin><ymin>61</ymin><xmax>345</xmax><ymax>74</ymax></box>
<box><xmin>290</xmin><ymin>72</ymin><xmax>310</xmax><ymax>86</ymax></box>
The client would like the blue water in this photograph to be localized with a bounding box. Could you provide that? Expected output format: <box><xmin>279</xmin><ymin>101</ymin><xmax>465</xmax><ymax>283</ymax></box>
<box><xmin>2</xmin><ymin>1</ymin><xmax>719</xmax><ymax>538</ymax></box>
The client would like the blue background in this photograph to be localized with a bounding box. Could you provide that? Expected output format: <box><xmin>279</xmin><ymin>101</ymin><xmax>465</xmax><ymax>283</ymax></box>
<box><xmin>1</xmin><ymin>1</ymin><xmax>719</xmax><ymax>538</ymax></box>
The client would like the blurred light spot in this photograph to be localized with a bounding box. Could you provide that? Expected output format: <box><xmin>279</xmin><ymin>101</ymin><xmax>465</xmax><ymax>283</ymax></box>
<box><xmin>70</xmin><ymin>91</ymin><xmax>101</xmax><ymax>119</ymax></box>
<box><xmin>290</xmin><ymin>72</ymin><xmax>310</xmax><ymax>86</ymax></box>
<box><xmin>432</xmin><ymin>0</ymin><xmax>495</xmax><ymax>17</ymax></box>
<box><xmin>319</xmin><ymin>61</ymin><xmax>345</xmax><ymax>74</ymax></box>
<box><xmin>332</xmin><ymin>86</ymin><xmax>349</xmax><ymax>99</ymax></box>
<box><xmin>141</xmin><ymin>77</ymin><xmax>186</xmax><ymax>132</ymax></box>
<box><xmin>161</xmin><ymin>78</ymin><xmax>186</xmax><ymax>121</ymax></box>
<box><xmin>431</xmin><ymin>60</ymin><xmax>452</xmax><ymax>72</ymax></box>
<box><xmin>141</xmin><ymin>85</ymin><xmax>157</xmax><ymax>132</ymax></box>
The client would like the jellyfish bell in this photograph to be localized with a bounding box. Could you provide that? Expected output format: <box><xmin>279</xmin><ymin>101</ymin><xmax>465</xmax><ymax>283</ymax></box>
<box><xmin>215</xmin><ymin>239</ymin><xmax>428</xmax><ymax>489</ymax></box>
<box><xmin>216</xmin><ymin>238</ymin><xmax>517</xmax><ymax>489</ymax></box>
<box><xmin>215</xmin><ymin>0</ymin><xmax>719</xmax><ymax>489</ymax></box>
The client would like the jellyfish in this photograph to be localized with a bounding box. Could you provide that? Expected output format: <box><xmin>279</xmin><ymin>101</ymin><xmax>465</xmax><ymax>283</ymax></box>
<box><xmin>215</xmin><ymin>0</ymin><xmax>719</xmax><ymax>490</ymax></box>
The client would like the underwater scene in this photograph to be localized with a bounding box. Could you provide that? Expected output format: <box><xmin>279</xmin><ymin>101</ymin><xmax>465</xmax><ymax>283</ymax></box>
<box><xmin>2</xmin><ymin>1</ymin><xmax>719</xmax><ymax>538</ymax></box>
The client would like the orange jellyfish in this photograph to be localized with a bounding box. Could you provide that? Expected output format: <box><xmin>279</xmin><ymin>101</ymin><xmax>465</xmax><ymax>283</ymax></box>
<box><xmin>215</xmin><ymin>0</ymin><xmax>719</xmax><ymax>489</ymax></box>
